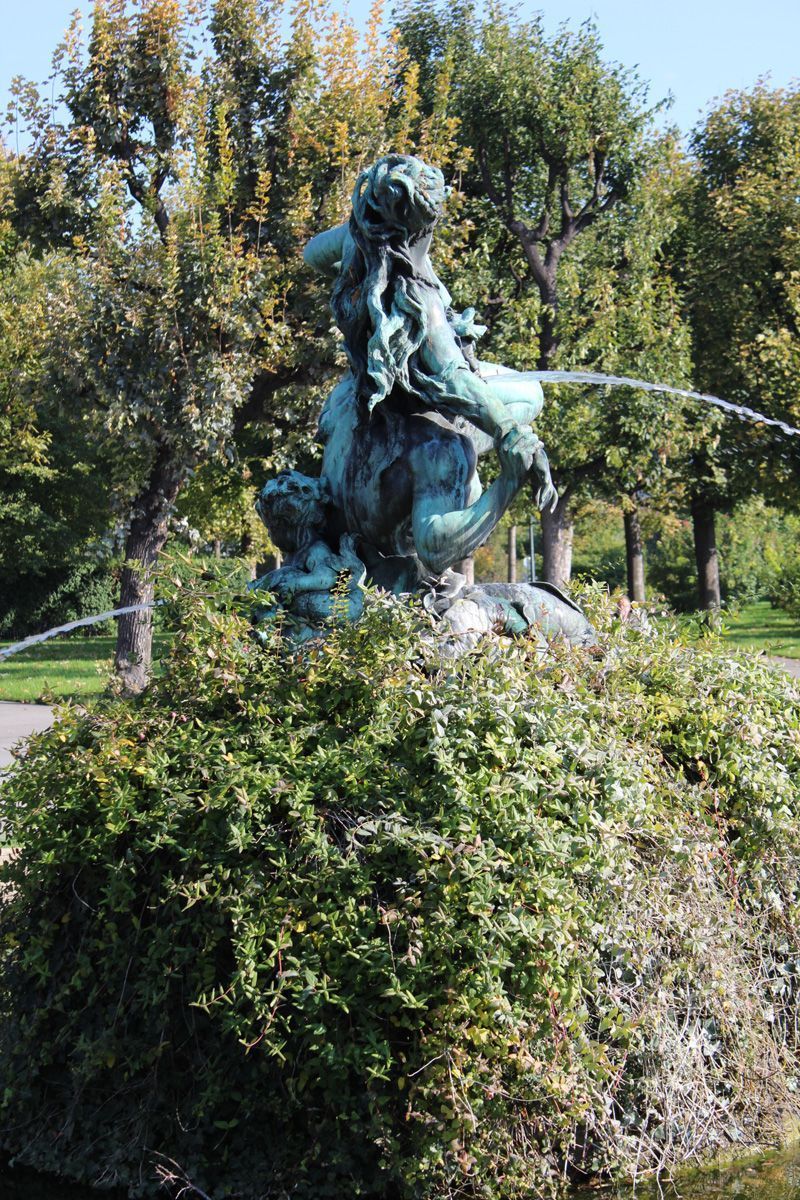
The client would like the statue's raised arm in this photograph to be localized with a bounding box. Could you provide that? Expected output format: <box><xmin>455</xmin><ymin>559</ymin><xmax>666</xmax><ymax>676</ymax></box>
<box><xmin>303</xmin><ymin>223</ymin><xmax>349</xmax><ymax>277</ymax></box>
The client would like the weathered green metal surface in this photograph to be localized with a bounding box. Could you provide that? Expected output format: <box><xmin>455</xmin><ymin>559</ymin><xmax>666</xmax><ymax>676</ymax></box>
<box><xmin>253</xmin><ymin>154</ymin><xmax>594</xmax><ymax>647</ymax></box>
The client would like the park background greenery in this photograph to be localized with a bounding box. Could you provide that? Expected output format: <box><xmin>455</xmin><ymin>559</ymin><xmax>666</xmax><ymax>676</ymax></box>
<box><xmin>0</xmin><ymin>0</ymin><xmax>799</xmax><ymax>694</ymax></box>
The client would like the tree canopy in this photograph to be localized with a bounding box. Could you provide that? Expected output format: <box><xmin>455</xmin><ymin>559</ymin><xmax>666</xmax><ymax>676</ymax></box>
<box><xmin>2</xmin><ymin>1</ymin><xmax>798</xmax><ymax>653</ymax></box>
<box><xmin>681</xmin><ymin>82</ymin><xmax>800</xmax><ymax>507</ymax></box>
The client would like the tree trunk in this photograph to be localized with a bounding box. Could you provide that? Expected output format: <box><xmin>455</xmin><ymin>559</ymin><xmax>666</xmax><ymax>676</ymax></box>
<box><xmin>213</xmin><ymin>538</ymin><xmax>222</xmax><ymax>559</ymax></box>
<box><xmin>241</xmin><ymin>531</ymin><xmax>257</xmax><ymax>581</ymax></box>
<box><xmin>540</xmin><ymin>496</ymin><xmax>573</xmax><ymax>590</ymax></box>
<box><xmin>256</xmin><ymin>549</ymin><xmax>282</xmax><ymax>578</ymax></box>
<box><xmin>115</xmin><ymin>452</ymin><xmax>182</xmax><ymax>694</ymax></box>
<box><xmin>691</xmin><ymin>495</ymin><xmax>722</xmax><ymax>612</ymax></box>
<box><xmin>624</xmin><ymin>507</ymin><xmax>646</xmax><ymax>603</ymax></box>
<box><xmin>537</xmin><ymin>282</ymin><xmax>559</xmax><ymax>370</ymax></box>
<box><xmin>456</xmin><ymin>557</ymin><xmax>475</xmax><ymax>585</ymax></box>
<box><xmin>507</xmin><ymin>524</ymin><xmax>517</xmax><ymax>583</ymax></box>
<box><xmin>528</xmin><ymin>520</ymin><xmax>536</xmax><ymax>582</ymax></box>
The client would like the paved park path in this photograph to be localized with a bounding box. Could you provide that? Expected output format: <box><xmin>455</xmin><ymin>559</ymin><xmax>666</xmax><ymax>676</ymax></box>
<box><xmin>0</xmin><ymin>702</ymin><xmax>55</xmax><ymax>772</ymax></box>
<box><xmin>0</xmin><ymin>705</ymin><xmax>54</xmax><ymax>868</ymax></box>
<box><xmin>772</xmin><ymin>656</ymin><xmax>800</xmax><ymax>679</ymax></box>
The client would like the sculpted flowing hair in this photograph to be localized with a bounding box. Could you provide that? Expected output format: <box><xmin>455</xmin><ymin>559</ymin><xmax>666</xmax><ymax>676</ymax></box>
<box><xmin>331</xmin><ymin>154</ymin><xmax>448</xmax><ymax>411</ymax></box>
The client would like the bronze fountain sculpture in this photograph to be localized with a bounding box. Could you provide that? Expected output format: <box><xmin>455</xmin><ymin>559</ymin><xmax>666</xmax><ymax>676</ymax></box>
<box><xmin>252</xmin><ymin>153</ymin><xmax>595</xmax><ymax>649</ymax></box>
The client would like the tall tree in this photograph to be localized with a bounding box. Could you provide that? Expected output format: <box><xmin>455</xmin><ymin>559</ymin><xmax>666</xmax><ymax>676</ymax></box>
<box><xmin>0</xmin><ymin>149</ymin><xmax>49</xmax><ymax>483</ymax></box>
<box><xmin>395</xmin><ymin>2</ymin><xmax>692</xmax><ymax>588</ymax></box>
<box><xmin>679</xmin><ymin>83</ymin><xmax>800</xmax><ymax>608</ymax></box>
<box><xmin>6</xmin><ymin>0</ymin><xmax>407</xmax><ymax>689</ymax></box>
<box><xmin>0</xmin><ymin>149</ymin><xmax>115</xmax><ymax>635</ymax></box>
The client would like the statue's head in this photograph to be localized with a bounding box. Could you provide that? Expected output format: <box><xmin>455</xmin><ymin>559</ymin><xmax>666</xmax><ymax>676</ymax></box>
<box><xmin>256</xmin><ymin>471</ymin><xmax>329</xmax><ymax>552</ymax></box>
<box><xmin>351</xmin><ymin>154</ymin><xmax>448</xmax><ymax>239</ymax></box>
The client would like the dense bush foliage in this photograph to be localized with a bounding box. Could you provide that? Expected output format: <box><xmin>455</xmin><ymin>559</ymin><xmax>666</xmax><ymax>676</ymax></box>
<box><xmin>713</xmin><ymin>501</ymin><xmax>800</xmax><ymax>607</ymax></box>
<box><xmin>570</xmin><ymin>503</ymin><xmax>628</xmax><ymax>593</ymax></box>
<box><xmin>0</xmin><ymin>551</ymin><xmax>258</xmax><ymax>641</ymax></box>
<box><xmin>0</xmin><ymin>555</ymin><xmax>119</xmax><ymax>639</ymax></box>
<box><xmin>1</xmin><ymin>580</ymin><xmax>800</xmax><ymax>1199</ymax></box>
<box><xmin>152</xmin><ymin>553</ymin><xmax>259</xmax><ymax>634</ymax></box>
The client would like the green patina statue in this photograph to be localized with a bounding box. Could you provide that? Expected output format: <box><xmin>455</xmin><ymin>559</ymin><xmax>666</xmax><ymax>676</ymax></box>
<box><xmin>253</xmin><ymin>153</ymin><xmax>594</xmax><ymax>649</ymax></box>
<box><xmin>251</xmin><ymin>472</ymin><xmax>366</xmax><ymax>641</ymax></box>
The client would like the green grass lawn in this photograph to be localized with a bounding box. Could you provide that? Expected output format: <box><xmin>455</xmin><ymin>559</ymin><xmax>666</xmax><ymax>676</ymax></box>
<box><xmin>0</xmin><ymin>635</ymin><xmax>170</xmax><ymax>704</ymax></box>
<box><xmin>721</xmin><ymin>600</ymin><xmax>800</xmax><ymax>659</ymax></box>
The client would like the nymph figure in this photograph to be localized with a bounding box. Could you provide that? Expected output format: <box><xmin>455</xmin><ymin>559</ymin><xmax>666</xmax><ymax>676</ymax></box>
<box><xmin>305</xmin><ymin>155</ymin><xmax>558</xmax><ymax>593</ymax></box>
<box><xmin>305</xmin><ymin>154</ymin><xmax>555</xmax><ymax>502</ymax></box>
<box><xmin>251</xmin><ymin>154</ymin><xmax>594</xmax><ymax>650</ymax></box>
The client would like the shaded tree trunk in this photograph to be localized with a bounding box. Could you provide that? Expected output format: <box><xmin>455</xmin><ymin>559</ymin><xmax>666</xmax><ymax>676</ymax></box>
<box><xmin>507</xmin><ymin>524</ymin><xmax>517</xmax><ymax>583</ymax></box>
<box><xmin>527</xmin><ymin>520</ymin><xmax>536</xmax><ymax>582</ymax></box>
<box><xmin>456</xmin><ymin>557</ymin><xmax>475</xmax><ymax>585</ymax></box>
<box><xmin>115</xmin><ymin>450</ymin><xmax>182</xmax><ymax>694</ymax></box>
<box><xmin>241</xmin><ymin>531</ymin><xmax>257</xmax><ymax>581</ymax></box>
<box><xmin>256</xmin><ymin>549</ymin><xmax>282</xmax><ymax>578</ymax></box>
<box><xmin>691</xmin><ymin>495</ymin><xmax>722</xmax><ymax>611</ymax></box>
<box><xmin>537</xmin><ymin>280</ymin><xmax>560</xmax><ymax>370</ymax></box>
<box><xmin>624</xmin><ymin>506</ymin><xmax>646</xmax><ymax>603</ymax></box>
<box><xmin>541</xmin><ymin>496</ymin><xmax>573</xmax><ymax>590</ymax></box>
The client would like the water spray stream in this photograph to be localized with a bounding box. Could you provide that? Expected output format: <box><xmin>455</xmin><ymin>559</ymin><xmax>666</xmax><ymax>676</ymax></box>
<box><xmin>519</xmin><ymin>370</ymin><xmax>800</xmax><ymax>441</ymax></box>
<box><xmin>0</xmin><ymin>602</ymin><xmax>162</xmax><ymax>663</ymax></box>
<box><xmin>1</xmin><ymin>372</ymin><xmax>797</xmax><ymax>666</ymax></box>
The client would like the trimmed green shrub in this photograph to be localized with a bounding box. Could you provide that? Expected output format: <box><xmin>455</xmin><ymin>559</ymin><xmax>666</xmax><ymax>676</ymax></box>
<box><xmin>571</xmin><ymin>503</ymin><xmax>627</xmax><ymax>594</ymax></box>
<box><xmin>1</xmin><ymin>579</ymin><xmax>800</xmax><ymax>1199</ymax></box>
<box><xmin>153</xmin><ymin>552</ymin><xmax>257</xmax><ymax>634</ymax></box>
<box><xmin>714</xmin><ymin>500</ymin><xmax>799</xmax><ymax>608</ymax></box>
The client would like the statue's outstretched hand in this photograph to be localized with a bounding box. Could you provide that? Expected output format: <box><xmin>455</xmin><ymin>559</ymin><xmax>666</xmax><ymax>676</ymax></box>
<box><xmin>530</xmin><ymin>443</ymin><xmax>558</xmax><ymax>513</ymax></box>
<box><xmin>496</xmin><ymin>423</ymin><xmax>540</xmax><ymax>486</ymax></box>
<box><xmin>450</xmin><ymin>306</ymin><xmax>487</xmax><ymax>342</ymax></box>
<box><xmin>496</xmin><ymin>423</ymin><xmax>558</xmax><ymax>512</ymax></box>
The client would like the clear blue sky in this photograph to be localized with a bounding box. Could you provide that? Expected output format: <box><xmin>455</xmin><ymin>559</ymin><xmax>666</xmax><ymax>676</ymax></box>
<box><xmin>1</xmin><ymin>0</ymin><xmax>798</xmax><ymax>136</ymax></box>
